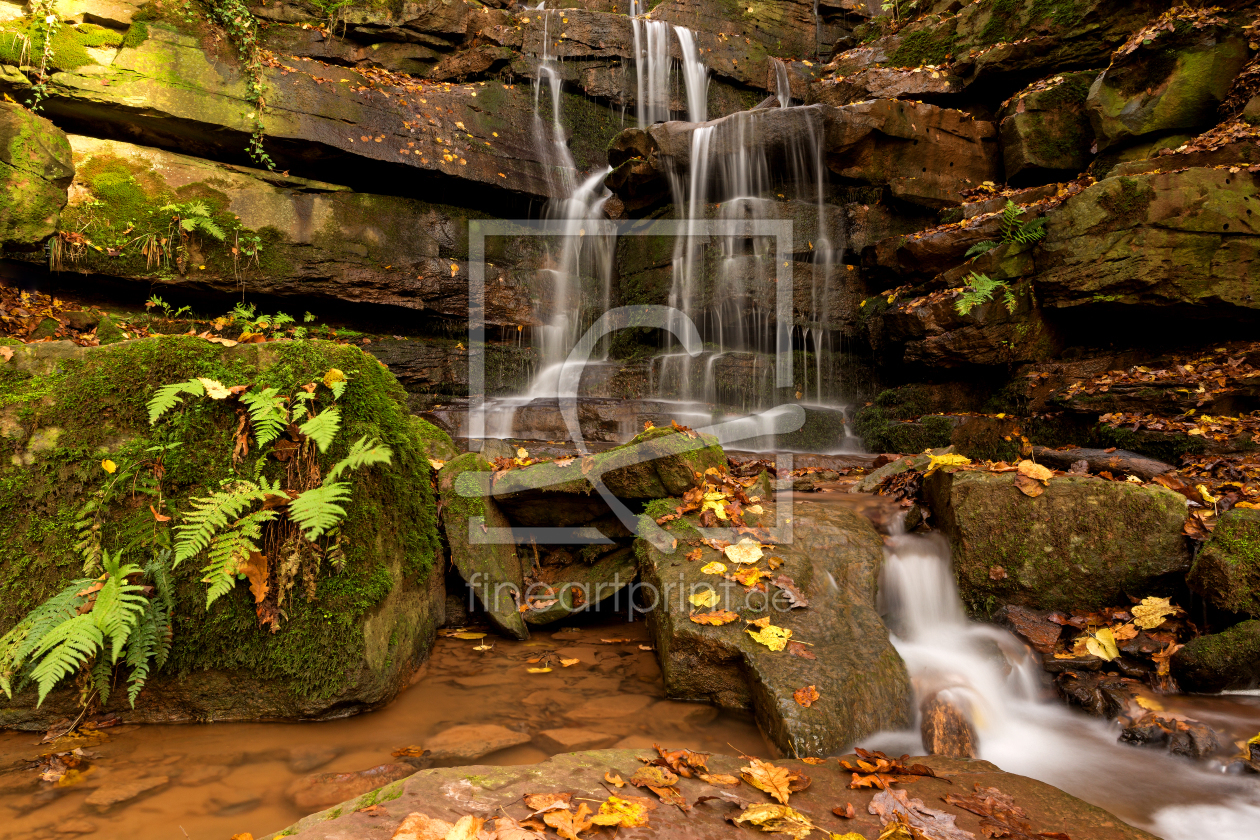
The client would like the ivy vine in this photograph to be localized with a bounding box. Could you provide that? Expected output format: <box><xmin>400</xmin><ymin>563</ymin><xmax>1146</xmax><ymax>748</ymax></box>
<box><xmin>208</xmin><ymin>0</ymin><xmax>275</xmax><ymax>170</ymax></box>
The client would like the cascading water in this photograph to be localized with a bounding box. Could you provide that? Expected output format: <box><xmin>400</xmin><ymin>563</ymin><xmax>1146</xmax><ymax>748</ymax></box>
<box><xmin>630</xmin><ymin>1</ymin><xmax>672</xmax><ymax>128</ymax></box>
<box><xmin>874</xmin><ymin>527</ymin><xmax>1260</xmax><ymax>840</ymax></box>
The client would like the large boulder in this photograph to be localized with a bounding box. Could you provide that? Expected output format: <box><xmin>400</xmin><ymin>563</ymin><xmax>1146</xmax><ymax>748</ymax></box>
<box><xmin>1188</xmin><ymin>508</ymin><xmax>1260</xmax><ymax>617</ymax></box>
<box><xmin>1087</xmin><ymin>18</ymin><xmax>1251</xmax><ymax>151</ymax></box>
<box><xmin>1035</xmin><ymin>166</ymin><xmax>1260</xmax><ymax>316</ymax></box>
<box><xmin>1000</xmin><ymin>71</ymin><xmax>1099</xmax><ymax>184</ymax></box>
<box><xmin>0</xmin><ymin>337</ymin><xmax>444</xmax><ymax>729</ymax></box>
<box><xmin>264</xmin><ymin>750</ymin><xmax>1159</xmax><ymax>840</ymax></box>
<box><xmin>638</xmin><ymin>499</ymin><xmax>912</xmax><ymax>757</ymax></box>
<box><xmin>1172</xmin><ymin>619</ymin><xmax>1260</xmax><ymax>692</ymax></box>
<box><xmin>924</xmin><ymin>469</ymin><xmax>1192</xmax><ymax>614</ymax></box>
<box><xmin>437</xmin><ymin>453</ymin><xmax>530</xmax><ymax>640</ymax></box>
<box><xmin>45</xmin><ymin>135</ymin><xmax>539</xmax><ymax>327</ymax></box>
<box><xmin>0</xmin><ymin>100</ymin><xmax>74</xmax><ymax>249</ymax></box>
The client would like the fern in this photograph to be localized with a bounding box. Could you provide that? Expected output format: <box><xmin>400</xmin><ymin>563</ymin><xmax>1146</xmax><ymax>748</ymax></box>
<box><xmin>327</xmin><ymin>436</ymin><xmax>393</xmax><ymax>483</ymax></box>
<box><xmin>965</xmin><ymin>240</ymin><xmax>998</xmax><ymax>259</ymax></box>
<box><xmin>299</xmin><ymin>407</ymin><xmax>341</xmax><ymax>453</ymax></box>
<box><xmin>955</xmin><ymin>272</ymin><xmax>1018</xmax><ymax>316</ymax></box>
<box><xmin>202</xmin><ymin>508</ymin><xmax>278</xmax><ymax>607</ymax></box>
<box><xmin>27</xmin><ymin>615</ymin><xmax>103</xmax><ymax>706</ymax></box>
<box><xmin>288</xmin><ymin>483</ymin><xmax>354</xmax><ymax>541</ymax></box>
<box><xmin>148</xmin><ymin>378</ymin><xmax>206</xmax><ymax>425</ymax></box>
<box><xmin>173</xmin><ymin>479</ymin><xmax>278</xmax><ymax>565</ymax></box>
<box><xmin>998</xmin><ymin>200</ymin><xmax>1046</xmax><ymax>246</ymax></box>
<box><xmin>241</xmin><ymin>387</ymin><xmax>287</xmax><ymax>447</ymax></box>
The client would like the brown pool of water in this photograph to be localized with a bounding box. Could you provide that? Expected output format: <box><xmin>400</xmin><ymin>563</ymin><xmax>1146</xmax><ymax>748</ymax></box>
<box><xmin>0</xmin><ymin>621</ymin><xmax>766</xmax><ymax>840</ymax></box>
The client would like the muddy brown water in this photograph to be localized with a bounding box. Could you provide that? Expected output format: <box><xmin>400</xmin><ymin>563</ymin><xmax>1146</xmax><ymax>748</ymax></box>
<box><xmin>0</xmin><ymin>622</ymin><xmax>766</xmax><ymax>840</ymax></box>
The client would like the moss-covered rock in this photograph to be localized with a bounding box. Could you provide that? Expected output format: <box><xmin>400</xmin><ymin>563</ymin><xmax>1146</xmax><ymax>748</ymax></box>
<box><xmin>437</xmin><ymin>452</ymin><xmax>529</xmax><ymax>640</ymax></box>
<box><xmin>1171</xmin><ymin>619</ymin><xmax>1260</xmax><ymax>693</ymax></box>
<box><xmin>637</xmin><ymin>498</ymin><xmax>912</xmax><ymax>757</ymax></box>
<box><xmin>924</xmin><ymin>469</ymin><xmax>1191</xmax><ymax>616</ymax></box>
<box><xmin>1188</xmin><ymin>508</ymin><xmax>1260</xmax><ymax>618</ymax></box>
<box><xmin>0</xmin><ymin>336</ymin><xmax>443</xmax><ymax>728</ymax></box>
<box><xmin>1087</xmin><ymin>22</ymin><xmax>1250</xmax><ymax>151</ymax></box>
<box><xmin>0</xmin><ymin>99</ymin><xmax>73</xmax><ymax>250</ymax></box>
<box><xmin>1000</xmin><ymin>71</ymin><xmax>1098</xmax><ymax>184</ymax></box>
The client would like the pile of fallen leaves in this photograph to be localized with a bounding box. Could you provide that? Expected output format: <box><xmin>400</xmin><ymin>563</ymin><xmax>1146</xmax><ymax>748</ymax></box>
<box><xmin>1061</xmin><ymin>343</ymin><xmax>1260</xmax><ymax>407</ymax></box>
<box><xmin>654</xmin><ymin>460</ymin><xmax>768</xmax><ymax>531</ymax></box>
<box><xmin>1046</xmin><ymin>596</ymin><xmax>1190</xmax><ymax>691</ymax></box>
<box><xmin>1113</xmin><ymin>5</ymin><xmax>1228</xmax><ymax>59</ymax></box>
<box><xmin>0</xmin><ymin>287</ymin><xmax>126</xmax><ymax>347</ymax></box>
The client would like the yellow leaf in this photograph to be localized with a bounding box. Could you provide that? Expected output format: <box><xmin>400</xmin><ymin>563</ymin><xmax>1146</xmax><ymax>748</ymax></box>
<box><xmin>690</xmin><ymin>609</ymin><xmax>739</xmax><ymax>625</ymax></box>
<box><xmin>689</xmin><ymin>589</ymin><xmax>718</xmax><ymax>608</ymax></box>
<box><xmin>1132</xmin><ymin>596</ymin><xmax>1177</xmax><ymax>629</ymax></box>
<box><xmin>724</xmin><ymin>538</ymin><xmax>764</xmax><ymax>565</ymax></box>
<box><xmin>738</xmin><ymin>760</ymin><xmax>796</xmax><ymax>805</ymax></box>
<box><xmin>517</xmin><ymin>447</ymin><xmax>529</xmax><ymax>459</ymax></box>
<box><xmin>1196</xmin><ymin>484</ymin><xmax>1218</xmax><ymax>504</ymax></box>
<box><xmin>925</xmin><ymin>452</ymin><xmax>970</xmax><ymax>475</ymax></box>
<box><xmin>745</xmin><ymin>504</ymin><xmax>764</xmax><ymax>514</ymax></box>
<box><xmin>1085</xmin><ymin>627</ymin><xmax>1119</xmax><ymax>661</ymax></box>
<box><xmin>590</xmin><ymin>795</ymin><xmax>649</xmax><ymax>828</ymax></box>
<box><xmin>605</xmin><ymin>771</ymin><xmax>625</xmax><ymax>787</ymax></box>
<box><xmin>732</xmin><ymin>802</ymin><xmax>814</xmax><ymax>838</ymax></box>
<box><xmin>526</xmin><ymin>667</ymin><xmax>552</xmax><ymax>673</ymax></box>
<box><xmin>197</xmin><ymin>377</ymin><xmax>231</xmax><ymax>399</ymax></box>
<box><xmin>444</xmin><ymin>815</ymin><xmax>485</xmax><ymax>840</ymax></box>
<box><xmin>1016</xmin><ymin>459</ymin><xmax>1053</xmax><ymax>483</ymax></box>
<box><xmin>560</xmin><ymin>658</ymin><xmax>580</xmax><ymax>667</ymax></box>
<box><xmin>101</xmin><ymin>459</ymin><xmax>117</xmax><ymax>474</ymax></box>
<box><xmin>450</xmin><ymin>632</ymin><xmax>486</xmax><ymax>640</ymax></box>
<box><xmin>701</xmin><ymin>561</ymin><xmax>727</xmax><ymax>575</ymax></box>
<box><xmin>450</xmin><ymin>263</ymin><xmax>459</xmax><ymax>276</ymax></box>
<box><xmin>428</xmin><ymin>458</ymin><xmax>446</xmax><ymax>470</ymax></box>
<box><xmin>746</xmin><ymin>623</ymin><xmax>792</xmax><ymax>652</ymax></box>
<box><xmin>323</xmin><ymin>368</ymin><xmax>347</xmax><ymax>389</ymax></box>
<box><xmin>1136</xmin><ymin>695</ymin><xmax>1164</xmax><ymax>712</ymax></box>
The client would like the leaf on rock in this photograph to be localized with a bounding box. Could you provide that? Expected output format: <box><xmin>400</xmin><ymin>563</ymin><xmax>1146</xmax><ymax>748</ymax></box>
<box><xmin>1014</xmin><ymin>473</ymin><xmax>1045</xmax><ymax>497</ymax></box>
<box><xmin>740</xmin><ymin>758</ymin><xmax>794</xmax><ymax>804</ymax></box>
<box><xmin>869</xmin><ymin>788</ymin><xmax>973</xmax><ymax>840</ymax></box>
<box><xmin>746</xmin><ymin>623</ymin><xmax>792</xmax><ymax>652</ymax></box>
<box><xmin>729</xmin><ymin>567</ymin><xmax>771</xmax><ymax>587</ymax></box>
<box><xmin>698</xmin><ymin>772</ymin><xmax>741</xmax><ymax>786</ymax></box>
<box><xmin>450</xmin><ymin>632</ymin><xmax>486</xmax><ymax>640</ymax></box>
<box><xmin>773</xmin><ymin>575</ymin><xmax>809</xmax><ymax>608</ymax></box>
<box><xmin>590</xmin><ymin>795</ymin><xmax>650</xmax><ymax>828</ymax></box>
<box><xmin>793</xmin><ymin>685</ymin><xmax>821</xmax><ymax>707</ymax></box>
<box><xmin>685</xmin><ymin>547</ymin><xmax>703</xmax><ymax>562</ymax></box>
<box><xmin>701</xmin><ymin>561</ymin><xmax>727</xmax><ymax>575</ymax></box>
<box><xmin>491</xmin><ymin>817</ymin><xmax>546</xmax><ymax>840</ymax></box>
<box><xmin>833</xmin><ymin>803</ymin><xmax>857</xmax><ymax>819</ymax></box>
<box><xmin>604</xmin><ymin>771</ymin><xmax>625</xmax><ymax>788</ymax></box>
<box><xmin>524</xmin><ymin>792</ymin><xmax>572</xmax><ymax>814</ymax></box>
<box><xmin>1084</xmin><ymin>627</ymin><xmax>1119</xmax><ymax>661</ymax></box>
<box><xmin>944</xmin><ymin>783</ymin><xmax>1069</xmax><ymax>840</ymax></box>
<box><xmin>730</xmin><ymin>802</ymin><xmax>816</xmax><ymax>839</ymax></box>
<box><xmin>390</xmin><ymin>812</ymin><xmax>453</xmax><ymax>840</ymax></box>
<box><xmin>543</xmin><ymin>803</ymin><xmax>593</xmax><ymax>840</ymax></box>
<box><xmin>690</xmin><ymin>609</ymin><xmax>739</xmax><ymax>625</ymax></box>
<box><xmin>1132</xmin><ymin>596</ymin><xmax>1177</xmax><ymax>629</ymax></box>
<box><xmin>925</xmin><ymin>453</ymin><xmax>970</xmax><ymax>475</ymax></box>
<box><xmin>787</xmin><ymin>641</ymin><xmax>816</xmax><ymax>660</ymax></box>
<box><xmin>650</xmin><ymin>744</ymin><xmax>710</xmax><ymax>777</ymax></box>
<box><xmin>443</xmin><ymin>815</ymin><xmax>485</xmax><ymax>840</ymax></box>
<box><xmin>724</xmin><ymin>538</ymin><xmax>764</xmax><ymax>565</ymax></box>
<box><xmin>1016</xmin><ymin>459</ymin><xmax>1053</xmax><ymax>483</ymax></box>
<box><xmin>629</xmin><ymin>766</ymin><xmax>678</xmax><ymax>788</ymax></box>
<box><xmin>689</xmin><ymin>589</ymin><xmax>718</xmax><ymax>609</ymax></box>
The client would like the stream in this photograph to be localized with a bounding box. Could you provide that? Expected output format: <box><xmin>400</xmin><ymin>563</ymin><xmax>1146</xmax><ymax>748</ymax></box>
<box><xmin>3</xmin><ymin>509</ymin><xmax>1259</xmax><ymax>840</ymax></box>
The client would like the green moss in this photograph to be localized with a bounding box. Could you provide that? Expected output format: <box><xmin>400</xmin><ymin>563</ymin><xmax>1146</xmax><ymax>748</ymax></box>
<box><xmin>121</xmin><ymin>20</ymin><xmax>150</xmax><ymax>50</ymax></box>
<box><xmin>0</xmin><ymin>21</ymin><xmax>122</xmax><ymax>72</ymax></box>
<box><xmin>1099</xmin><ymin>176</ymin><xmax>1157</xmax><ymax>219</ymax></box>
<box><xmin>0</xmin><ymin>337</ymin><xmax>439</xmax><ymax>702</ymax></box>
<box><xmin>888</xmin><ymin>27</ymin><xmax>957</xmax><ymax>67</ymax></box>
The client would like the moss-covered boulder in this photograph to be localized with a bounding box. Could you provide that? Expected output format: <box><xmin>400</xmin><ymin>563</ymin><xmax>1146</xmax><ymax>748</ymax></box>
<box><xmin>1187</xmin><ymin>508</ymin><xmax>1260</xmax><ymax>618</ymax></box>
<box><xmin>47</xmin><ymin>135</ymin><xmax>538</xmax><ymax>328</ymax></box>
<box><xmin>1035</xmin><ymin>166</ymin><xmax>1260</xmax><ymax>315</ymax></box>
<box><xmin>637</xmin><ymin>499</ymin><xmax>912</xmax><ymax>757</ymax></box>
<box><xmin>521</xmin><ymin>546</ymin><xmax>637</xmax><ymax>627</ymax></box>
<box><xmin>1087</xmin><ymin>21</ymin><xmax>1250</xmax><ymax>151</ymax></box>
<box><xmin>0</xmin><ymin>100</ymin><xmax>74</xmax><ymax>250</ymax></box>
<box><xmin>0</xmin><ymin>337</ymin><xmax>443</xmax><ymax>729</ymax></box>
<box><xmin>1000</xmin><ymin>71</ymin><xmax>1098</xmax><ymax>184</ymax></box>
<box><xmin>924</xmin><ymin>469</ymin><xmax>1191</xmax><ymax>615</ymax></box>
<box><xmin>437</xmin><ymin>453</ymin><xmax>529</xmax><ymax>640</ymax></box>
<box><xmin>1172</xmin><ymin>619</ymin><xmax>1260</xmax><ymax>693</ymax></box>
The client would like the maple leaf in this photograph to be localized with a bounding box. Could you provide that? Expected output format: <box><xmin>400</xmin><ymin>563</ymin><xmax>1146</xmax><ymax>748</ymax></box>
<box><xmin>1132</xmin><ymin>596</ymin><xmax>1177</xmax><ymax>629</ymax></box>
<box><xmin>543</xmin><ymin>803</ymin><xmax>593</xmax><ymax>840</ymax></box>
<box><xmin>741</xmin><ymin>757</ymin><xmax>794</xmax><ymax>804</ymax></box>
<box><xmin>731</xmin><ymin>802</ymin><xmax>815</xmax><ymax>838</ymax></box>
<box><xmin>793</xmin><ymin>685</ymin><xmax>821</xmax><ymax>707</ymax></box>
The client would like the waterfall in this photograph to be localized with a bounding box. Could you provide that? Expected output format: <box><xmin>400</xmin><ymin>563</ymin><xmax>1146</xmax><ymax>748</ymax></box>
<box><xmin>631</xmin><ymin>1</ymin><xmax>708</xmax><ymax>127</ymax></box>
<box><xmin>874</xmin><ymin>529</ymin><xmax>1260</xmax><ymax>840</ymax></box>
<box><xmin>772</xmin><ymin>58</ymin><xmax>792</xmax><ymax>108</ymax></box>
<box><xmin>675</xmin><ymin>27</ymin><xmax>709</xmax><ymax>123</ymax></box>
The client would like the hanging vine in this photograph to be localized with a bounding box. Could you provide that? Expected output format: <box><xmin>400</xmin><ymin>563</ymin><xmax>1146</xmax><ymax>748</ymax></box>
<box><xmin>26</xmin><ymin>0</ymin><xmax>60</xmax><ymax>112</ymax></box>
<box><xmin>209</xmin><ymin>0</ymin><xmax>275</xmax><ymax>170</ymax></box>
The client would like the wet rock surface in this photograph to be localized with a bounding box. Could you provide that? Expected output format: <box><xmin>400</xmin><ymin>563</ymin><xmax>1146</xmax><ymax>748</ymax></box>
<box><xmin>266</xmin><ymin>750</ymin><xmax>1159</xmax><ymax>840</ymax></box>
<box><xmin>638</xmin><ymin>498</ymin><xmax>913</xmax><ymax>757</ymax></box>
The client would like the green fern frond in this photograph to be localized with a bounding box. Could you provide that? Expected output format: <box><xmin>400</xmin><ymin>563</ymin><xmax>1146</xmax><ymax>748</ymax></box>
<box><xmin>148</xmin><ymin>378</ymin><xmax>206</xmax><ymax>425</ymax></box>
<box><xmin>123</xmin><ymin>601</ymin><xmax>161</xmax><ymax>706</ymax></box>
<box><xmin>1002</xmin><ymin>284</ymin><xmax>1018</xmax><ymax>314</ymax></box>
<box><xmin>185</xmin><ymin>217</ymin><xmax>226</xmax><ymax>241</ymax></box>
<box><xmin>28</xmin><ymin>614</ymin><xmax>103</xmax><ymax>706</ymax></box>
<box><xmin>299</xmin><ymin>407</ymin><xmax>341</xmax><ymax>454</ymax></box>
<box><xmin>91</xmin><ymin>654</ymin><xmax>113</xmax><ymax>706</ymax></box>
<box><xmin>998</xmin><ymin>200</ymin><xmax>1047</xmax><ymax>246</ymax></box>
<box><xmin>326</xmin><ymin>436</ymin><xmax>393</xmax><ymax>484</ymax></box>
<box><xmin>965</xmin><ymin>240</ymin><xmax>998</xmax><ymax>259</ymax></box>
<box><xmin>288</xmin><ymin>483</ymin><xmax>353</xmax><ymax>541</ymax></box>
<box><xmin>0</xmin><ymin>618</ymin><xmax>32</xmax><ymax>698</ymax></box>
<box><xmin>955</xmin><ymin>272</ymin><xmax>1008</xmax><ymax>316</ymax></box>
<box><xmin>241</xmin><ymin>387</ymin><xmax>287</xmax><ymax>448</ymax></box>
<box><xmin>173</xmin><ymin>480</ymin><xmax>271</xmax><ymax>565</ymax></box>
<box><xmin>202</xmin><ymin>508</ymin><xmax>278</xmax><ymax>607</ymax></box>
<box><xmin>92</xmin><ymin>552</ymin><xmax>147</xmax><ymax>663</ymax></box>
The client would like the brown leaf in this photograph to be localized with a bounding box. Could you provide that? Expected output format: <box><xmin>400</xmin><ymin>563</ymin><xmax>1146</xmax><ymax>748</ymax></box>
<box><xmin>604</xmin><ymin>771</ymin><xmax>624</xmax><ymax>788</ymax></box>
<box><xmin>685</xmin><ymin>547</ymin><xmax>703</xmax><ymax>562</ymax></box>
<box><xmin>740</xmin><ymin>757</ymin><xmax>794</xmax><ymax>804</ymax></box>
<box><xmin>772</xmin><ymin>575</ymin><xmax>809</xmax><ymax>608</ymax></box>
<box><xmin>793</xmin><ymin>685</ymin><xmax>821</xmax><ymax>707</ymax></box>
<box><xmin>629</xmin><ymin>765</ymin><xmax>678</xmax><ymax>788</ymax></box>
<box><xmin>543</xmin><ymin>803</ymin><xmax>593</xmax><ymax>840</ymax></box>
<box><xmin>491</xmin><ymin>817</ymin><xmax>546</xmax><ymax>840</ymax></box>
<box><xmin>787</xmin><ymin>641</ymin><xmax>816</xmax><ymax>660</ymax></box>
<box><xmin>238</xmin><ymin>551</ymin><xmax>270</xmax><ymax>604</ymax></box>
<box><xmin>524</xmin><ymin>792</ymin><xmax>572</xmax><ymax>813</ymax></box>
<box><xmin>697</xmin><ymin>772</ymin><xmax>741</xmax><ymax>786</ymax></box>
<box><xmin>690</xmin><ymin>609</ymin><xmax>740</xmax><ymax>625</ymax></box>
<box><xmin>390</xmin><ymin>812</ymin><xmax>454</xmax><ymax>840</ymax></box>
<box><xmin>649</xmin><ymin>744</ymin><xmax>710</xmax><ymax>778</ymax></box>
<box><xmin>1014</xmin><ymin>473</ymin><xmax>1045</xmax><ymax>497</ymax></box>
<box><xmin>833</xmin><ymin>802</ymin><xmax>856</xmax><ymax>819</ymax></box>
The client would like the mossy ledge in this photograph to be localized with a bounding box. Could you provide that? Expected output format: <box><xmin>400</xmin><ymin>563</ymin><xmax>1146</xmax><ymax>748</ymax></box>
<box><xmin>0</xmin><ymin>336</ymin><xmax>444</xmax><ymax>728</ymax></box>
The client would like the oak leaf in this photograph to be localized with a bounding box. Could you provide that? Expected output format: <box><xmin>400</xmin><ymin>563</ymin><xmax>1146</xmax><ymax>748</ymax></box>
<box><xmin>543</xmin><ymin>803</ymin><xmax>593</xmax><ymax>840</ymax></box>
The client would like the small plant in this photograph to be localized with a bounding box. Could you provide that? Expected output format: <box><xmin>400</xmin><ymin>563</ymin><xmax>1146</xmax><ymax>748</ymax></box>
<box><xmin>161</xmin><ymin>201</ymin><xmax>226</xmax><ymax>241</ymax></box>
<box><xmin>145</xmin><ymin>295</ymin><xmax>191</xmax><ymax>320</ymax></box>
<box><xmin>965</xmin><ymin>200</ymin><xmax>1048</xmax><ymax>259</ymax></box>
<box><xmin>228</xmin><ymin>303</ymin><xmax>296</xmax><ymax>338</ymax></box>
<box><xmin>26</xmin><ymin>0</ymin><xmax>59</xmax><ymax>112</ymax></box>
<box><xmin>955</xmin><ymin>272</ymin><xmax>1018</xmax><ymax>316</ymax></box>
<box><xmin>208</xmin><ymin>0</ymin><xmax>274</xmax><ymax>169</ymax></box>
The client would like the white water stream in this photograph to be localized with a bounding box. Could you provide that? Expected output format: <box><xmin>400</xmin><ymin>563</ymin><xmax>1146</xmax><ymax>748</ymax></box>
<box><xmin>874</xmin><ymin>529</ymin><xmax>1260</xmax><ymax>839</ymax></box>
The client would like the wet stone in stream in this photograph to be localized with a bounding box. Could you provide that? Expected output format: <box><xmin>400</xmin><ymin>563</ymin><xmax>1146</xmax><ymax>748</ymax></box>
<box><xmin>0</xmin><ymin>623</ymin><xmax>765</xmax><ymax>840</ymax></box>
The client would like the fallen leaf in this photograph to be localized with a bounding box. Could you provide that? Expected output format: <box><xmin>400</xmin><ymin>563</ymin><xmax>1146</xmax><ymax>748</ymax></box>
<box><xmin>604</xmin><ymin>772</ymin><xmax>625</xmax><ymax>788</ymax></box>
<box><xmin>689</xmin><ymin>589</ymin><xmax>718</xmax><ymax>609</ymax></box>
<box><xmin>450</xmin><ymin>632</ymin><xmax>486</xmax><ymax>640</ymax></box>
<box><xmin>1085</xmin><ymin>626</ymin><xmax>1119</xmax><ymax>661</ymax></box>
<box><xmin>741</xmin><ymin>757</ymin><xmax>794</xmax><ymax>804</ymax></box>
<box><xmin>101</xmin><ymin>459</ymin><xmax>117</xmax><ymax>474</ymax></box>
<box><xmin>833</xmin><ymin>803</ymin><xmax>857</xmax><ymax>819</ymax></box>
<box><xmin>238</xmin><ymin>551</ymin><xmax>269</xmax><ymax>604</ymax></box>
<box><xmin>1014</xmin><ymin>473</ymin><xmax>1045</xmax><ymax>497</ymax></box>
<box><xmin>690</xmin><ymin>609</ymin><xmax>739</xmax><ymax>625</ymax></box>
<box><xmin>701</xmin><ymin>561</ymin><xmax>727</xmax><ymax>575</ymax></box>
<box><xmin>559</xmin><ymin>658</ymin><xmax>580</xmax><ymax>667</ymax></box>
<box><xmin>731</xmin><ymin>802</ymin><xmax>815</xmax><ymax>839</ymax></box>
<box><xmin>0</xmin><ymin>346</ymin><xmax>12</xmax><ymax>361</ymax></box>
<box><xmin>543</xmin><ymin>803</ymin><xmax>593</xmax><ymax>840</ymax></box>
<box><xmin>787</xmin><ymin>641</ymin><xmax>816</xmax><ymax>659</ymax></box>
<box><xmin>725</xmin><ymin>538</ymin><xmax>764</xmax><ymax>564</ymax></box>
<box><xmin>444</xmin><ymin>815</ymin><xmax>485</xmax><ymax>840</ymax></box>
<box><xmin>801</xmin><ymin>757</ymin><xmax>827</xmax><ymax>766</ymax></box>
<box><xmin>524</xmin><ymin>792</ymin><xmax>572</xmax><ymax>813</ymax></box>
<box><xmin>698</xmin><ymin>772</ymin><xmax>741</xmax><ymax>786</ymax></box>
<box><xmin>925</xmin><ymin>453</ymin><xmax>970</xmax><ymax>475</ymax></box>
<box><xmin>629</xmin><ymin>766</ymin><xmax>678</xmax><ymax>788</ymax></box>
<box><xmin>428</xmin><ymin>458</ymin><xmax>446</xmax><ymax>470</ymax></box>
<box><xmin>870</xmin><ymin>788</ymin><xmax>972</xmax><ymax>840</ymax></box>
<box><xmin>390</xmin><ymin>812</ymin><xmax>454</xmax><ymax>840</ymax></box>
<box><xmin>793</xmin><ymin>685</ymin><xmax>821</xmax><ymax>707</ymax></box>
<box><xmin>685</xmin><ymin>547</ymin><xmax>703</xmax><ymax>562</ymax></box>
<box><xmin>590</xmin><ymin>796</ymin><xmax>650</xmax><ymax>828</ymax></box>
<box><xmin>747</xmin><ymin>623</ymin><xmax>792</xmax><ymax>652</ymax></box>
<box><xmin>491</xmin><ymin>817</ymin><xmax>546</xmax><ymax>839</ymax></box>
<box><xmin>197</xmin><ymin>377</ymin><xmax>231</xmax><ymax>399</ymax></box>
<box><xmin>1132</xmin><ymin>596</ymin><xmax>1177</xmax><ymax>629</ymax></box>
<box><xmin>526</xmin><ymin>667</ymin><xmax>553</xmax><ymax>673</ymax></box>
<box><xmin>1016</xmin><ymin>459</ymin><xmax>1053</xmax><ymax>482</ymax></box>
<box><xmin>772</xmin><ymin>575</ymin><xmax>809</xmax><ymax>608</ymax></box>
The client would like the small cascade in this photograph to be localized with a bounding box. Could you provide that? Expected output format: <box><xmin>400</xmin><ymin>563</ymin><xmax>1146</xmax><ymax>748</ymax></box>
<box><xmin>675</xmin><ymin>27</ymin><xmax>709</xmax><ymax>123</ymax></box>
<box><xmin>772</xmin><ymin>58</ymin><xmax>792</xmax><ymax>108</ymax></box>
<box><xmin>874</xmin><ymin>529</ymin><xmax>1260</xmax><ymax>840</ymax></box>
<box><xmin>630</xmin><ymin>1</ymin><xmax>709</xmax><ymax>127</ymax></box>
